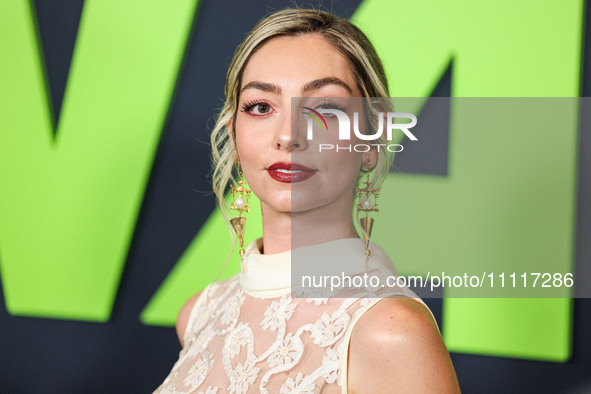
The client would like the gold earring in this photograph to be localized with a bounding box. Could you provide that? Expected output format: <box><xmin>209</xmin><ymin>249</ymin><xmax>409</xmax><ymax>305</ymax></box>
<box><xmin>355</xmin><ymin>159</ymin><xmax>380</xmax><ymax>271</ymax></box>
<box><xmin>230</xmin><ymin>168</ymin><xmax>251</xmax><ymax>271</ymax></box>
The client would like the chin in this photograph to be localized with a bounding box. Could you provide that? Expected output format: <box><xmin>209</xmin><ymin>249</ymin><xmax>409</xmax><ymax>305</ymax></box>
<box><xmin>260</xmin><ymin>191</ymin><xmax>292</xmax><ymax>213</ymax></box>
<box><xmin>289</xmin><ymin>196</ymin><xmax>329</xmax><ymax>213</ymax></box>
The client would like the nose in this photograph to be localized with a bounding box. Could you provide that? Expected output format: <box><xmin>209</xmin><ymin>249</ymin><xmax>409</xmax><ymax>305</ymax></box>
<box><xmin>273</xmin><ymin>110</ymin><xmax>308</xmax><ymax>151</ymax></box>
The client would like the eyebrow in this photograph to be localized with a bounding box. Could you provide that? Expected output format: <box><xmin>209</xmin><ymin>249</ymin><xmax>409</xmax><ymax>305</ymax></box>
<box><xmin>240</xmin><ymin>77</ymin><xmax>353</xmax><ymax>94</ymax></box>
<box><xmin>303</xmin><ymin>77</ymin><xmax>352</xmax><ymax>94</ymax></box>
<box><xmin>240</xmin><ymin>81</ymin><xmax>281</xmax><ymax>94</ymax></box>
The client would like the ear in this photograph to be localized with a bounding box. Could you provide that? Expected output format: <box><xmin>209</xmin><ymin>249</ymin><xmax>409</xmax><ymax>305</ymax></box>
<box><xmin>362</xmin><ymin>148</ymin><xmax>378</xmax><ymax>171</ymax></box>
<box><xmin>227</xmin><ymin>118</ymin><xmax>234</xmax><ymax>138</ymax></box>
<box><xmin>228</xmin><ymin>118</ymin><xmax>240</xmax><ymax>165</ymax></box>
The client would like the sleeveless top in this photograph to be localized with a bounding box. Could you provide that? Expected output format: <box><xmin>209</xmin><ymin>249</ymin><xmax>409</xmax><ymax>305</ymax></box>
<box><xmin>154</xmin><ymin>237</ymin><xmax>438</xmax><ymax>394</ymax></box>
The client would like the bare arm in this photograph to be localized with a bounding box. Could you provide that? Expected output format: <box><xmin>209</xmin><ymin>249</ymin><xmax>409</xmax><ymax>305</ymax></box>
<box><xmin>347</xmin><ymin>297</ymin><xmax>460</xmax><ymax>393</ymax></box>
<box><xmin>175</xmin><ymin>291</ymin><xmax>203</xmax><ymax>347</ymax></box>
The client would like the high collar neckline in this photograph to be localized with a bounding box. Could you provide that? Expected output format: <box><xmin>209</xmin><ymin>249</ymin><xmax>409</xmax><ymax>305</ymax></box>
<box><xmin>239</xmin><ymin>237</ymin><xmax>398</xmax><ymax>298</ymax></box>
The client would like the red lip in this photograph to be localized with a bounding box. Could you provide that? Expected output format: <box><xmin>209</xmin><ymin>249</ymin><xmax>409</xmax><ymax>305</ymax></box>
<box><xmin>267</xmin><ymin>162</ymin><xmax>317</xmax><ymax>183</ymax></box>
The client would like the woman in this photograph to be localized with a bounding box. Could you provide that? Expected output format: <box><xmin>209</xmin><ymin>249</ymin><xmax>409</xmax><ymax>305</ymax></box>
<box><xmin>155</xmin><ymin>8</ymin><xmax>460</xmax><ymax>393</ymax></box>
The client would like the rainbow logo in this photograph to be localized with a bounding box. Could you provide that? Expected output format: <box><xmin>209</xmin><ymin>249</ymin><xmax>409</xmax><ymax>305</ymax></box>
<box><xmin>303</xmin><ymin>107</ymin><xmax>328</xmax><ymax>131</ymax></box>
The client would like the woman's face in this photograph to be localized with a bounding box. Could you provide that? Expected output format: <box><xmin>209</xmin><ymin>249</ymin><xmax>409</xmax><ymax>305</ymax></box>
<box><xmin>234</xmin><ymin>34</ymin><xmax>375</xmax><ymax>215</ymax></box>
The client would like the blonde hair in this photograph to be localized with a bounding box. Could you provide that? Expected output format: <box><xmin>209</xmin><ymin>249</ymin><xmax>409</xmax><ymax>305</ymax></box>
<box><xmin>210</xmin><ymin>8</ymin><xmax>393</xmax><ymax>243</ymax></box>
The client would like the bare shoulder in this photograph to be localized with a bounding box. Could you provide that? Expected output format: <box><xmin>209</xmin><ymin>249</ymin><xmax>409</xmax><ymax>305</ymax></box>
<box><xmin>347</xmin><ymin>297</ymin><xmax>460</xmax><ymax>393</ymax></box>
<box><xmin>176</xmin><ymin>290</ymin><xmax>203</xmax><ymax>347</ymax></box>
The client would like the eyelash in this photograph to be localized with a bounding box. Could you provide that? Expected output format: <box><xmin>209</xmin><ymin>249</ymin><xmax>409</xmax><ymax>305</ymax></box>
<box><xmin>314</xmin><ymin>100</ymin><xmax>346</xmax><ymax>112</ymax></box>
<box><xmin>240</xmin><ymin>100</ymin><xmax>272</xmax><ymax>115</ymax></box>
<box><xmin>240</xmin><ymin>99</ymin><xmax>346</xmax><ymax>116</ymax></box>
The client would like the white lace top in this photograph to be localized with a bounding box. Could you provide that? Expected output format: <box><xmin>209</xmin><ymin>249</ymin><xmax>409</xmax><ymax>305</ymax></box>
<box><xmin>154</xmin><ymin>238</ymin><xmax>437</xmax><ymax>394</ymax></box>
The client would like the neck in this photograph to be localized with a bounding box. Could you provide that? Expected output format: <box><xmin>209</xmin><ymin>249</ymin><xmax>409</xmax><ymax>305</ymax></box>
<box><xmin>260</xmin><ymin>207</ymin><xmax>291</xmax><ymax>254</ymax></box>
<box><xmin>260</xmin><ymin>193</ymin><xmax>359</xmax><ymax>255</ymax></box>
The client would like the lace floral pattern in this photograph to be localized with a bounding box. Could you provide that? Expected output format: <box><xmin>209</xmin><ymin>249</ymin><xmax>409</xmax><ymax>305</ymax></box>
<box><xmin>261</xmin><ymin>295</ymin><xmax>296</xmax><ymax>331</ymax></box>
<box><xmin>154</xmin><ymin>269</ymin><xmax>416</xmax><ymax>394</ymax></box>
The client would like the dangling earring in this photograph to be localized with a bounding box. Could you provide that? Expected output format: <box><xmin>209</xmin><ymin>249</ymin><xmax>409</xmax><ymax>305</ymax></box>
<box><xmin>230</xmin><ymin>167</ymin><xmax>251</xmax><ymax>271</ymax></box>
<box><xmin>354</xmin><ymin>157</ymin><xmax>380</xmax><ymax>271</ymax></box>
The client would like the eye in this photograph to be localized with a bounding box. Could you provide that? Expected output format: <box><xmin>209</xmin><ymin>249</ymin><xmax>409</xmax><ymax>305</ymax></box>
<box><xmin>255</xmin><ymin>103</ymin><xmax>271</xmax><ymax>114</ymax></box>
<box><xmin>241</xmin><ymin>100</ymin><xmax>274</xmax><ymax>116</ymax></box>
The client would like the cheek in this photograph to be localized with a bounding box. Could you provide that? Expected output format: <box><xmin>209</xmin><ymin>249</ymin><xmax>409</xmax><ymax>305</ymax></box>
<box><xmin>235</xmin><ymin>112</ymin><xmax>278</xmax><ymax>152</ymax></box>
<box><xmin>319</xmin><ymin>150</ymin><xmax>363</xmax><ymax>188</ymax></box>
<box><xmin>235</xmin><ymin>133</ymin><xmax>254</xmax><ymax>161</ymax></box>
<box><xmin>234</xmin><ymin>120</ymin><xmax>272</xmax><ymax>194</ymax></box>
<box><xmin>342</xmin><ymin>155</ymin><xmax>363</xmax><ymax>185</ymax></box>
<box><xmin>235</xmin><ymin>121</ymin><xmax>263</xmax><ymax>163</ymax></box>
